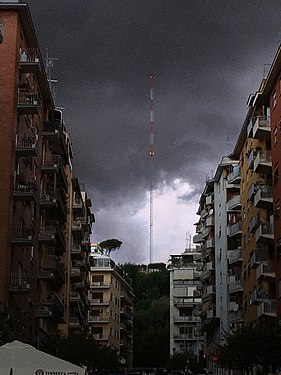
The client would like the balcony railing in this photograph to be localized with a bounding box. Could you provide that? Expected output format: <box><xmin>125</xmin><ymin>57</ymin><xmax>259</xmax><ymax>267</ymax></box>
<box><xmin>17</xmin><ymin>91</ymin><xmax>40</xmax><ymax>114</ymax></box>
<box><xmin>13</xmin><ymin>178</ymin><xmax>37</xmax><ymax>200</ymax></box>
<box><xmin>228</xmin><ymin>248</ymin><xmax>243</xmax><ymax>264</ymax></box>
<box><xmin>254</xmin><ymin>150</ymin><xmax>272</xmax><ymax>173</ymax></box>
<box><xmin>206</xmin><ymin>238</ymin><xmax>215</xmax><ymax>248</ymax></box>
<box><xmin>205</xmin><ymin>195</ymin><xmax>213</xmax><ymax>205</ymax></box>
<box><xmin>229</xmin><ymin>279</ymin><xmax>243</xmax><ymax>293</ymax></box>
<box><xmin>256</xmin><ymin>262</ymin><xmax>275</xmax><ymax>279</ymax></box>
<box><xmin>252</xmin><ymin>116</ymin><xmax>271</xmax><ymax>140</ymax></box>
<box><xmin>41</xmin><ymin>155</ymin><xmax>67</xmax><ymax>189</ymax></box>
<box><xmin>88</xmin><ymin>315</ymin><xmax>109</xmax><ymax>323</ymax></box>
<box><xmin>9</xmin><ymin>272</ymin><xmax>31</xmax><ymax>292</ymax></box>
<box><xmin>255</xmin><ymin>221</ymin><xmax>274</xmax><ymax>243</ymax></box>
<box><xmin>11</xmin><ymin>225</ymin><xmax>33</xmax><ymax>244</ymax></box>
<box><xmin>254</xmin><ymin>186</ymin><xmax>273</xmax><ymax>209</ymax></box>
<box><xmin>250</xmin><ymin>288</ymin><xmax>268</xmax><ymax>304</ymax></box>
<box><xmin>19</xmin><ymin>48</ymin><xmax>39</xmax><ymax>61</ymax></box>
<box><xmin>37</xmin><ymin>255</ymin><xmax>65</xmax><ymax>283</ymax></box>
<box><xmin>257</xmin><ymin>300</ymin><xmax>276</xmax><ymax>317</ymax></box>
<box><xmin>227</xmin><ymin>195</ymin><xmax>241</xmax><ymax>211</ymax></box>
<box><xmin>227</xmin><ymin>222</ymin><xmax>242</xmax><ymax>237</ymax></box>
<box><xmin>250</xmin><ymin>249</ymin><xmax>265</xmax><ymax>268</ymax></box>
<box><xmin>228</xmin><ymin>165</ymin><xmax>241</xmax><ymax>184</ymax></box>
<box><xmin>15</xmin><ymin>135</ymin><xmax>38</xmax><ymax>156</ymax></box>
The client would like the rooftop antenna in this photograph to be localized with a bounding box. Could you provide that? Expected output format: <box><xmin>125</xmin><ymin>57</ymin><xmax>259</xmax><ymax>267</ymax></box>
<box><xmin>45</xmin><ymin>48</ymin><xmax>59</xmax><ymax>104</ymax></box>
<box><xmin>149</xmin><ymin>73</ymin><xmax>156</xmax><ymax>264</ymax></box>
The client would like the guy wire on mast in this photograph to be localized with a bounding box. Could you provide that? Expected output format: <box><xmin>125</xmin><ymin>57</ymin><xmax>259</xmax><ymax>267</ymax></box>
<box><xmin>149</xmin><ymin>73</ymin><xmax>156</xmax><ymax>264</ymax></box>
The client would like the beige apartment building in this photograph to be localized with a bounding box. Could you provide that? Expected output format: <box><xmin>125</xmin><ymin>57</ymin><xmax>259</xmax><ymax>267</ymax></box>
<box><xmin>88</xmin><ymin>247</ymin><xmax>134</xmax><ymax>368</ymax></box>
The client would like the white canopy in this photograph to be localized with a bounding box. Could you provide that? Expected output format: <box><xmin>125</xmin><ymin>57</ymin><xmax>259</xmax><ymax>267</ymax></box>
<box><xmin>0</xmin><ymin>340</ymin><xmax>86</xmax><ymax>375</ymax></box>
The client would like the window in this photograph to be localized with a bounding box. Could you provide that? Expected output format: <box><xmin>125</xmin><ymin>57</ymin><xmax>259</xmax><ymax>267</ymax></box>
<box><xmin>272</xmin><ymin>90</ymin><xmax>277</xmax><ymax>108</ymax></box>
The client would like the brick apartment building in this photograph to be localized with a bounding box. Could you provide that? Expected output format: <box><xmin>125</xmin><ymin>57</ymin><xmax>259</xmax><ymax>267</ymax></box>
<box><xmin>0</xmin><ymin>0</ymin><xmax>93</xmax><ymax>345</ymax></box>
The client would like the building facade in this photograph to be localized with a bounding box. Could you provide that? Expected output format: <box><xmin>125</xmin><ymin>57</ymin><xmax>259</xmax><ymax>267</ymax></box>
<box><xmin>168</xmin><ymin>249</ymin><xmax>203</xmax><ymax>359</ymax></box>
<box><xmin>88</xmin><ymin>246</ymin><xmax>134</xmax><ymax>368</ymax></box>
<box><xmin>0</xmin><ymin>0</ymin><xmax>93</xmax><ymax>345</ymax></box>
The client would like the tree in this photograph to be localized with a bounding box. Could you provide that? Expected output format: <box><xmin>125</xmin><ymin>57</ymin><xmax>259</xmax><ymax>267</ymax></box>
<box><xmin>41</xmin><ymin>332</ymin><xmax>120</xmax><ymax>372</ymax></box>
<box><xmin>98</xmin><ymin>239</ymin><xmax>123</xmax><ymax>256</ymax></box>
<box><xmin>218</xmin><ymin>321</ymin><xmax>281</xmax><ymax>374</ymax></box>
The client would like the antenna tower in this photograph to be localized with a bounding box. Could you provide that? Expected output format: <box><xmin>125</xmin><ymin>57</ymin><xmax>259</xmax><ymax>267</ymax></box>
<box><xmin>149</xmin><ymin>74</ymin><xmax>156</xmax><ymax>264</ymax></box>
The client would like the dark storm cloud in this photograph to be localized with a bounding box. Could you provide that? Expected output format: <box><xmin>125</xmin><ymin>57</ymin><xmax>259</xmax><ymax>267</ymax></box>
<box><xmin>26</xmin><ymin>0</ymin><xmax>281</xmax><ymax>260</ymax></box>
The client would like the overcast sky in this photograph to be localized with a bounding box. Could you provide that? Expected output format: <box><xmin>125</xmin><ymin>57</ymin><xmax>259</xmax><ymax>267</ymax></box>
<box><xmin>27</xmin><ymin>0</ymin><xmax>281</xmax><ymax>264</ymax></box>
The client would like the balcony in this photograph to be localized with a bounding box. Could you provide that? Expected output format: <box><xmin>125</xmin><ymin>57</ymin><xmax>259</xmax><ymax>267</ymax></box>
<box><xmin>206</xmin><ymin>195</ymin><xmax>213</xmax><ymax>205</ymax></box>
<box><xmin>228</xmin><ymin>248</ymin><xmax>243</xmax><ymax>265</ymax></box>
<box><xmin>193</xmin><ymin>234</ymin><xmax>203</xmax><ymax>243</ymax></box>
<box><xmin>90</xmin><ymin>299</ymin><xmax>110</xmax><ymax>306</ymax></box>
<box><xmin>227</xmin><ymin>195</ymin><xmax>241</xmax><ymax>211</ymax></box>
<box><xmin>72</xmin><ymin>198</ymin><xmax>84</xmax><ymax>213</ymax></box>
<box><xmin>19</xmin><ymin>48</ymin><xmax>41</xmax><ymax>74</ymax></box>
<box><xmin>93</xmin><ymin>334</ymin><xmax>109</xmax><ymax>341</ymax></box>
<box><xmin>257</xmin><ymin>300</ymin><xmax>276</xmax><ymax>318</ymax></box>
<box><xmin>41</xmin><ymin>155</ymin><xmax>67</xmax><ymax>189</ymax></box>
<box><xmin>200</xmin><ymin>209</ymin><xmax>208</xmax><ymax>219</ymax></box>
<box><xmin>201</xmin><ymin>227</ymin><xmax>209</xmax><ymax>239</ymax></box>
<box><xmin>43</xmin><ymin>121</ymin><xmax>69</xmax><ymax>159</ymax></box>
<box><xmin>120</xmin><ymin>306</ymin><xmax>133</xmax><ymax>319</ymax></box>
<box><xmin>255</xmin><ymin>222</ymin><xmax>274</xmax><ymax>243</ymax></box>
<box><xmin>69</xmin><ymin>316</ymin><xmax>83</xmax><ymax>329</ymax></box>
<box><xmin>206</xmin><ymin>238</ymin><xmax>215</xmax><ymax>248</ymax></box>
<box><xmin>88</xmin><ymin>314</ymin><xmax>109</xmax><ymax>323</ymax></box>
<box><xmin>9</xmin><ymin>272</ymin><xmax>31</xmax><ymax>293</ymax></box>
<box><xmin>70</xmin><ymin>291</ymin><xmax>82</xmax><ymax>304</ymax></box>
<box><xmin>228</xmin><ymin>165</ymin><xmax>241</xmax><ymax>185</ymax></box>
<box><xmin>37</xmin><ymin>255</ymin><xmax>65</xmax><ymax>284</ymax></box>
<box><xmin>70</xmin><ymin>267</ymin><xmax>81</xmax><ymax>279</ymax></box>
<box><xmin>11</xmin><ymin>225</ymin><xmax>33</xmax><ymax>245</ymax></box>
<box><xmin>40</xmin><ymin>189</ymin><xmax>67</xmax><ymax>219</ymax></box>
<box><xmin>13</xmin><ymin>178</ymin><xmax>37</xmax><ymax>201</ymax></box>
<box><xmin>206</xmin><ymin>216</ymin><xmax>214</xmax><ymax>227</ymax></box>
<box><xmin>256</xmin><ymin>262</ymin><xmax>275</xmax><ymax>280</ymax></box>
<box><xmin>252</xmin><ymin>116</ymin><xmax>271</xmax><ymax>141</ymax></box>
<box><xmin>254</xmin><ymin>186</ymin><xmax>273</xmax><ymax>209</ymax></box>
<box><xmin>250</xmin><ymin>249</ymin><xmax>266</xmax><ymax>268</ymax></box>
<box><xmin>35</xmin><ymin>294</ymin><xmax>65</xmax><ymax>323</ymax></box>
<box><xmin>227</xmin><ymin>222</ymin><xmax>242</xmax><ymax>237</ymax></box>
<box><xmin>250</xmin><ymin>288</ymin><xmax>268</xmax><ymax>304</ymax></box>
<box><xmin>249</xmin><ymin>216</ymin><xmax>259</xmax><ymax>234</ymax></box>
<box><xmin>72</xmin><ymin>245</ymin><xmax>83</xmax><ymax>258</ymax></box>
<box><xmin>229</xmin><ymin>279</ymin><xmax>243</xmax><ymax>293</ymax></box>
<box><xmin>17</xmin><ymin>91</ymin><xmax>40</xmax><ymax>115</ymax></box>
<box><xmin>38</xmin><ymin>222</ymin><xmax>66</xmax><ymax>254</ymax></box>
<box><xmin>230</xmin><ymin>309</ymin><xmax>243</xmax><ymax>323</ymax></box>
<box><xmin>72</xmin><ymin>219</ymin><xmax>84</xmax><ymax>233</ymax></box>
<box><xmin>15</xmin><ymin>135</ymin><xmax>39</xmax><ymax>157</ymax></box>
<box><xmin>254</xmin><ymin>150</ymin><xmax>272</xmax><ymax>174</ymax></box>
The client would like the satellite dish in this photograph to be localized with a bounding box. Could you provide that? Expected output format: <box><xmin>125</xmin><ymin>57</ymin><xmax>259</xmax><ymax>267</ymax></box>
<box><xmin>209</xmin><ymin>209</ymin><xmax>213</xmax><ymax>215</ymax></box>
<box><xmin>120</xmin><ymin>358</ymin><xmax>126</xmax><ymax>365</ymax></box>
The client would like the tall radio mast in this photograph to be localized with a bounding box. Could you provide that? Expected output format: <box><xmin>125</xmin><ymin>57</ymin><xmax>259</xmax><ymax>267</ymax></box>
<box><xmin>149</xmin><ymin>74</ymin><xmax>156</xmax><ymax>264</ymax></box>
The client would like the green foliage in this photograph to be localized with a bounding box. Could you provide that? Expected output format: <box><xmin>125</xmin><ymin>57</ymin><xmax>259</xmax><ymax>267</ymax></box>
<box><xmin>98</xmin><ymin>239</ymin><xmax>123</xmax><ymax>256</ymax></box>
<box><xmin>119</xmin><ymin>264</ymin><xmax>170</xmax><ymax>367</ymax></box>
<box><xmin>42</xmin><ymin>332</ymin><xmax>120</xmax><ymax>372</ymax></box>
<box><xmin>218</xmin><ymin>321</ymin><xmax>281</xmax><ymax>373</ymax></box>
